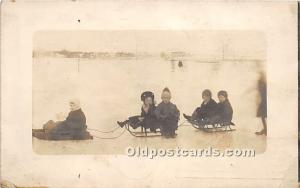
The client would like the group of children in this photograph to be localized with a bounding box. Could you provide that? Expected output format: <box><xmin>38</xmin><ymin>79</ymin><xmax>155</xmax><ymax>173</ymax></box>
<box><xmin>32</xmin><ymin>87</ymin><xmax>233</xmax><ymax>140</ymax></box>
<box><xmin>117</xmin><ymin>87</ymin><xmax>233</xmax><ymax>138</ymax></box>
<box><xmin>183</xmin><ymin>89</ymin><xmax>233</xmax><ymax>127</ymax></box>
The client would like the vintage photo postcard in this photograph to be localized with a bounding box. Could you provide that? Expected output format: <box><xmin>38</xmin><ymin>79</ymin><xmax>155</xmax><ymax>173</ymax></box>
<box><xmin>0</xmin><ymin>1</ymin><xmax>298</xmax><ymax>188</ymax></box>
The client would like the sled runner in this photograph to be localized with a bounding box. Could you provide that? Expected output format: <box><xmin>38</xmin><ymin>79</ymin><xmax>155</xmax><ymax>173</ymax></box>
<box><xmin>124</xmin><ymin>124</ymin><xmax>162</xmax><ymax>137</ymax></box>
<box><xmin>190</xmin><ymin>121</ymin><xmax>236</xmax><ymax>133</ymax></box>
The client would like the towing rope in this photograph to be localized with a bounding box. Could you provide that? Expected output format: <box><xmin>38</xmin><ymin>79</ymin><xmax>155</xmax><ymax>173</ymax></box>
<box><xmin>91</xmin><ymin>128</ymin><xmax>126</xmax><ymax>139</ymax></box>
<box><xmin>178</xmin><ymin>120</ymin><xmax>187</xmax><ymax>127</ymax></box>
<box><xmin>87</xmin><ymin>126</ymin><xmax>120</xmax><ymax>133</ymax></box>
<box><xmin>88</xmin><ymin>120</ymin><xmax>188</xmax><ymax>139</ymax></box>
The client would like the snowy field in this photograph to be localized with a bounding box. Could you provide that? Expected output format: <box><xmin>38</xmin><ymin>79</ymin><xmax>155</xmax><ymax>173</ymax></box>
<box><xmin>32</xmin><ymin>57</ymin><xmax>266</xmax><ymax>154</ymax></box>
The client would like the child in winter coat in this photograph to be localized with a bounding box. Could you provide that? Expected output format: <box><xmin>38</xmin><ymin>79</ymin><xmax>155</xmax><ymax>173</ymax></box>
<box><xmin>155</xmin><ymin>87</ymin><xmax>180</xmax><ymax>138</ymax></box>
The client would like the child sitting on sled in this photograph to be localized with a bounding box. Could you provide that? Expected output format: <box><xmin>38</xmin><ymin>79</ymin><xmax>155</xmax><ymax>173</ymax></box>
<box><xmin>155</xmin><ymin>87</ymin><xmax>180</xmax><ymax>138</ymax></box>
<box><xmin>32</xmin><ymin>99</ymin><xmax>92</xmax><ymax>140</ymax></box>
<box><xmin>117</xmin><ymin>91</ymin><xmax>159</xmax><ymax>132</ymax></box>
<box><xmin>210</xmin><ymin>90</ymin><xmax>233</xmax><ymax>125</ymax></box>
<box><xmin>183</xmin><ymin>89</ymin><xmax>218</xmax><ymax>126</ymax></box>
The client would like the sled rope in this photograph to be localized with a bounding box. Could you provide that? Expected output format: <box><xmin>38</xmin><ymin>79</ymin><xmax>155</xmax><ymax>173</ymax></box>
<box><xmin>177</xmin><ymin>120</ymin><xmax>187</xmax><ymax>127</ymax></box>
<box><xmin>91</xmin><ymin>128</ymin><xmax>126</xmax><ymax>139</ymax></box>
<box><xmin>91</xmin><ymin>120</ymin><xmax>187</xmax><ymax>139</ymax></box>
<box><xmin>87</xmin><ymin>126</ymin><xmax>121</xmax><ymax>133</ymax></box>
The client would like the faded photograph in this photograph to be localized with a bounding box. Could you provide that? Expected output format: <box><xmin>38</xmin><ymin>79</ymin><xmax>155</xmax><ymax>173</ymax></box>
<box><xmin>32</xmin><ymin>30</ymin><xmax>267</xmax><ymax>154</ymax></box>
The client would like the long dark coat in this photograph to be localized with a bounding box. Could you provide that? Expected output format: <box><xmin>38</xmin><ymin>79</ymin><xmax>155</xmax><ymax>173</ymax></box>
<box><xmin>49</xmin><ymin>108</ymin><xmax>87</xmax><ymax>139</ymax></box>
<box><xmin>257</xmin><ymin>79</ymin><xmax>267</xmax><ymax>118</ymax></box>
<box><xmin>128</xmin><ymin>105</ymin><xmax>158</xmax><ymax>130</ymax></box>
<box><xmin>212</xmin><ymin>99</ymin><xmax>233</xmax><ymax>123</ymax></box>
<box><xmin>192</xmin><ymin>99</ymin><xmax>218</xmax><ymax>120</ymax></box>
<box><xmin>155</xmin><ymin>102</ymin><xmax>180</xmax><ymax>133</ymax></box>
<box><xmin>141</xmin><ymin>105</ymin><xmax>159</xmax><ymax>129</ymax></box>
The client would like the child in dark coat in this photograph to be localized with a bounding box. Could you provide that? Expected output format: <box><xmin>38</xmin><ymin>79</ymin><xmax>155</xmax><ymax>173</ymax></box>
<box><xmin>183</xmin><ymin>89</ymin><xmax>218</xmax><ymax>126</ymax></box>
<box><xmin>117</xmin><ymin>91</ymin><xmax>159</xmax><ymax>132</ymax></box>
<box><xmin>155</xmin><ymin>87</ymin><xmax>180</xmax><ymax>138</ymax></box>
<box><xmin>33</xmin><ymin>99</ymin><xmax>92</xmax><ymax>140</ymax></box>
<box><xmin>210</xmin><ymin>90</ymin><xmax>233</xmax><ymax>124</ymax></box>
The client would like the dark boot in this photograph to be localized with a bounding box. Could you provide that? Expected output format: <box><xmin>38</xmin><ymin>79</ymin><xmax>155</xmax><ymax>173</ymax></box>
<box><xmin>255</xmin><ymin>129</ymin><xmax>267</xmax><ymax>135</ymax></box>
<box><xmin>164</xmin><ymin>127</ymin><xmax>173</xmax><ymax>138</ymax></box>
<box><xmin>117</xmin><ymin>120</ymin><xmax>128</xmax><ymax>128</ymax></box>
<box><xmin>255</xmin><ymin>117</ymin><xmax>267</xmax><ymax>135</ymax></box>
<box><xmin>170</xmin><ymin>129</ymin><xmax>177</xmax><ymax>138</ymax></box>
<box><xmin>164</xmin><ymin>132</ymin><xmax>171</xmax><ymax>138</ymax></box>
<box><xmin>160</xmin><ymin>126</ymin><xmax>168</xmax><ymax>137</ymax></box>
<box><xmin>183</xmin><ymin>113</ymin><xmax>192</xmax><ymax>121</ymax></box>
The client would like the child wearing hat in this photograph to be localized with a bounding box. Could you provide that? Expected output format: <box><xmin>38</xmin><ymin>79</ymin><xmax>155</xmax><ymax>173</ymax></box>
<box><xmin>183</xmin><ymin>89</ymin><xmax>218</xmax><ymax>126</ymax></box>
<box><xmin>211</xmin><ymin>90</ymin><xmax>233</xmax><ymax>124</ymax></box>
<box><xmin>117</xmin><ymin>91</ymin><xmax>159</xmax><ymax>132</ymax></box>
<box><xmin>32</xmin><ymin>99</ymin><xmax>92</xmax><ymax>140</ymax></box>
<box><xmin>155</xmin><ymin>87</ymin><xmax>180</xmax><ymax>138</ymax></box>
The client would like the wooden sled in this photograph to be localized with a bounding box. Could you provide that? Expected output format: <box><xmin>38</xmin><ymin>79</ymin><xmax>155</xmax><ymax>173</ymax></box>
<box><xmin>32</xmin><ymin>129</ymin><xmax>93</xmax><ymax>140</ymax></box>
<box><xmin>125</xmin><ymin>124</ymin><xmax>162</xmax><ymax>137</ymax></box>
<box><xmin>190</xmin><ymin>121</ymin><xmax>236</xmax><ymax>133</ymax></box>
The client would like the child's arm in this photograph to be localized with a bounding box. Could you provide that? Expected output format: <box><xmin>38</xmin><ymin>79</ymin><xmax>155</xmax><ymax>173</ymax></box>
<box><xmin>167</xmin><ymin>104</ymin><xmax>180</xmax><ymax>120</ymax></box>
<box><xmin>155</xmin><ymin>105</ymin><xmax>167</xmax><ymax>119</ymax></box>
<box><xmin>141</xmin><ymin>106</ymin><xmax>146</xmax><ymax>117</ymax></box>
<box><xmin>174</xmin><ymin>105</ymin><xmax>180</xmax><ymax>120</ymax></box>
<box><xmin>154</xmin><ymin>105</ymin><xmax>162</xmax><ymax>119</ymax></box>
<box><xmin>192</xmin><ymin>109</ymin><xmax>197</xmax><ymax>117</ymax></box>
<box><xmin>223</xmin><ymin>102</ymin><xmax>233</xmax><ymax>122</ymax></box>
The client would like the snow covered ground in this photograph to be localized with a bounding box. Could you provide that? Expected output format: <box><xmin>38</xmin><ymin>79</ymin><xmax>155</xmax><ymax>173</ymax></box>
<box><xmin>32</xmin><ymin>57</ymin><xmax>266</xmax><ymax>154</ymax></box>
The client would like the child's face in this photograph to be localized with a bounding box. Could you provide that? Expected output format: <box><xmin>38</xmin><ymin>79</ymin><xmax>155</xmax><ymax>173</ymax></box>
<box><xmin>69</xmin><ymin>102</ymin><xmax>77</xmax><ymax>111</ymax></box>
<box><xmin>218</xmin><ymin>95</ymin><xmax>226</xmax><ymax>103</ymax></box>
<box><xmin>144</xmin><ymin>97</ymin><xmax>153</xmax><ymax>106</ymax></box>
<box><xmin>202</xmin><ymin>95</ymin><xmax>210</xmax><ymax>103</ymax></box>
<box><xmin>161</xmin><ymin>92</ymin><xmax>171</xmax><ymax>103</ymax></box>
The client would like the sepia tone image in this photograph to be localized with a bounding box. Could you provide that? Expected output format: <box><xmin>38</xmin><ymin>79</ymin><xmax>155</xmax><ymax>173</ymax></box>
<box><xmin>32</xmin><ymin>30</ymin><xmax>267</xmax><ymax>154</ymax></box>
<box><xmin>1</xmin><ymin>1</ymin><xmax>298</xmax><ymax>188</ymax></box>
